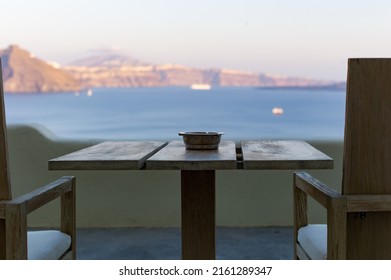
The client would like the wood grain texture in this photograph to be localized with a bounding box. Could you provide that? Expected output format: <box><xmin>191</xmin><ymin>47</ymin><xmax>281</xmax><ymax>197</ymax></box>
<box><xmin>293</xmin><ymin>173</ymin><xmax>308</xmax><ymax>260</ymax></box>
<box><xmin>0</xmin><ymin>59</ymin><xmax>12</xmax><ymax>200</ymax></box>
<box><xmin>181</xmin><ymin>170</ymin><xmax>215</xmax><ymax>260</ymax></box>
<box><xmin>295</xmin><ymin>172</ymin><xmax>340</xmax><ymax>208</ymax></box>
<box><xmin>9</xmin><ymin>177</ymin><xmax>73</xmax><ymax>214</ymax></box>
<box><xmin>0</xmin><ymin>220</ymin><xmax>5</xmax><ymax>259</ymax></box>
<box><xmin>346</xmin><ymin>195</ymin><xmax>391</xmax><ymax>212</ymax></box>
<box><xmin>327</xmin><ymin>197</ymin><xmax>347</xmax><ymax>259</ymax></box>
<box><xmin>146</xmin><ymin>141</ymin><xmax>237</xmax><ymax>170</ymax></box>
<box><xmin>343</xmin><ymin>59</ymin><xmax>391</xmax><ymax>195</ymax></box>
<box><xmin>61</xmin><ymin>176</ymin><xmax>76</xmax><ymax>259</ymax></box>
<box><xmin>4</xmin><ymin>203</ymin><xmax>27</xmax><ymax>259</ymax></box>
<box><xmin>242</xmin><ymin>140</ymin><xmax>333</xmax><ymax>170</ymax></box>
<box><xmin>49</xmin><ymin>141</ymin><xmax>167</xmax><ymax>170</ymax></box>
<box><xmin>343</xmin><ymin>59</ymin><xmax>391</xmax><ymax>259</ymax></box>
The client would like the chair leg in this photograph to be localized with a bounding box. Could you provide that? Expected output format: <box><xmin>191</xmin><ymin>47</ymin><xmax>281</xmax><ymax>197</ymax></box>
<box><xmin>293</xmin><ymin>173</ymin><xmax>308</xmax><ymax>260</ymax></box>
<box><xmin>327</xmin><ymin>197</ymin><xmax>347</xmax><ymax>259</ymax></box>
<box><xmin>61</xmin><ymin>176</ymin><xmax>76</xmax><ymax>259</ymax></box>
<box><xmin>4</xmin><ymin>203</ymin><xmax>28</xmax><ymax>259</ymax></box>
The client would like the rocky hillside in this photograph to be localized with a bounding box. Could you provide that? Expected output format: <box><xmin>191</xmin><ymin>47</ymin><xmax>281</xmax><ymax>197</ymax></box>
<box><xmin>65</xmin><ymin>60</ymin><xmax>334</xmax><ymax>89</ymax></box>
<box><xmin>0</xmin><ymin>45</ymin><xmax>339</xmax><ymax>93</ymax></box>
<box><xmin>0</xmin><ymin>45</ymin><xmax>80</xmax><ymax>93</ymax></box>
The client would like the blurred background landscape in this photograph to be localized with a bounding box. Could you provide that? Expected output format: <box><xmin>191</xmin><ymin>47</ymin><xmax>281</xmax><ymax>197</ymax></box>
<box><xmin>0</xmin><ymin>44</ymin><xmax>342</xmax><ymax>93</ymax></box>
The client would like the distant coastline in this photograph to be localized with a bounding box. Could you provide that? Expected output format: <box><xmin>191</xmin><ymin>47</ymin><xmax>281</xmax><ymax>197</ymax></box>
<box><xmin>255</xmin><ymin>83</ymin><xmax>346</xmax><ymax>91</ymax></box>
<box><xmin>1</xmin><ymin>44</ymin><xmax>344</xmax><ymax>93</ymax></box>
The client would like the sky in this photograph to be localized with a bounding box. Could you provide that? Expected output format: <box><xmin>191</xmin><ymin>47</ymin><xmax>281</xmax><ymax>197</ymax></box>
<box><xmin>1</xmin><ymin>0</ymin><xmax>391</xmax><ymax>81</ymax></box>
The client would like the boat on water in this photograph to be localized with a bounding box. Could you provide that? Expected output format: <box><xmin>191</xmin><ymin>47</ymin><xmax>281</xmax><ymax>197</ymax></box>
<box><xmin>87</xmin><ymin>88</ymin><xmax>93</xmax><ymax>97</ymax></box>
<box><xmin>190</xmin><ymin>83</ymin><xmax>212</xmax><ymax>90</ymax></box>
<box><xmin>272</xmin><ymin>107</ymin><xmax>284</xmax><ymax>115</ymax></box>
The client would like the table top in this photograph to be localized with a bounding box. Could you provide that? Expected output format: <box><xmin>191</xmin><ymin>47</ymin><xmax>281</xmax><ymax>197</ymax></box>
<box><xmin>49</xmin><ymin>141</ymin><xmax>167</xmax><ymax>170</ymax></box>
<box><xmin>146</xmin><ymin>140</ymin><xmax>237</xmax><ymax>170</ymax></box>
<box><xmin>49</xmin><ymin>139</ymin><xmax>333</xmax><ymax>171</ymax></box>
<box><xmin>241</xmin><ymin>140</ymin><xmax>333</xmax><ymax>169</ymax></box>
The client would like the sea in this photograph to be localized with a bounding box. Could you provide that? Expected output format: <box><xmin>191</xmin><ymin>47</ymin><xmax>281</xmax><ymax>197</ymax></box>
<box><xmin>4</xmin><ymin>87</ymin><xmax>346</xmax><ymax>141</ymax></box>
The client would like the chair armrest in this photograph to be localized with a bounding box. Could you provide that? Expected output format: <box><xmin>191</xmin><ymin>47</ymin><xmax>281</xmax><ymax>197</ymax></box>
<box><xmin>293</xmin><ymin>171</ymin><xmax>342</xmax><ymax>231</ymax></box>
<box><xmin>294</xmin><ymin>172</ymin><xmax>391</xmax><ymax>260</ymax></box>
<box><xmin>294</xmin><ymin>172</ymin><xmax>391</xmax><ymax>212</ymax></box>
<box><xmin>294</xmin><ymin>171</ymin><xmax>341</xmax><ymax>208</ymax></box>
<box><xmin>0</xmin><ymin>176</ymin><xmax>76</xmax><ymax>259</ymax></box>
<box><xmin>293</xmin><ymin>172</ymin><xmax>391</xmax><ymax>260</ymax></box>
<box><xmin>0</xmin><ymin>176</ymin><xmax>75</xmax><ymax>216</ymax></box>
<box><xmin>293</xmin><ymin>171</ymin><xmax>345</xmax><ymax>229</ymax></box>
<box><xmin>293</xmin><ymin>172</ymin><xmax>347</xmax><ymax>259</ymax></box>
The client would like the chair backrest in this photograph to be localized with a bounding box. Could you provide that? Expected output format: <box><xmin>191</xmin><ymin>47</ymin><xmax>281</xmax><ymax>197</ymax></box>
<box><xmin>342</xmin><ymin>58</ymin><xmax>391</xmax><ymax>259</ymax></box>
<box><xmin>0</xmin><ymin>58</ymin><xmax>12</xmax><ymax>200</ymax></box>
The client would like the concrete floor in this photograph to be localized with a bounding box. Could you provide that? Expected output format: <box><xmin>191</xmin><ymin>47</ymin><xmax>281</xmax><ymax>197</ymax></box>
<box><xmin>76</xmin><ymin>227</ymin><xmax>293</xmax><ymax>260</ymax></box>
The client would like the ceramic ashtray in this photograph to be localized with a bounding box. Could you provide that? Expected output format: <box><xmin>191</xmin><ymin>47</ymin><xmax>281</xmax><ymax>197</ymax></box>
<box><xmin>178</xmin><ymin>131</ymin><xmax>224</xmax><ymax>150</ymax></box>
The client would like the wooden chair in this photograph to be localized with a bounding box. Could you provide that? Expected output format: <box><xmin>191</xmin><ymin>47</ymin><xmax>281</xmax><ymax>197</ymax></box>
<box><xmin>0</xmin><ymin>58</ymin><xmax>76</xmax><ymax>259</ymax></box>
<box><xmin>294</xmin><ymin>58</ymin><xmax>391</xmax><ymax>259</ymax></box>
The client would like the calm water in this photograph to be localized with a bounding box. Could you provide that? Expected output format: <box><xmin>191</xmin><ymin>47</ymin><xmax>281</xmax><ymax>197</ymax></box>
<box><xmin>4</xmin><ymin>87</ymin><xmax>346</xmax><ymax>141</ymax></box>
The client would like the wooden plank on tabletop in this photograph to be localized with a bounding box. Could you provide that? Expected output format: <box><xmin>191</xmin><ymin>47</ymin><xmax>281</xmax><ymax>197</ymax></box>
<box><xmin>241</xmin><ymin>140</ymin><xmax>333</xmax><ymax>170</ymax></box>
<box><xmin>49</xmin><ymin>141</ymin><xmax>167</xmax><ymax>170</ymax></box>
<box><xmin>146</xmin><ymin>140</ymin><xmax>237</xmax><ymax>170</ymax></box>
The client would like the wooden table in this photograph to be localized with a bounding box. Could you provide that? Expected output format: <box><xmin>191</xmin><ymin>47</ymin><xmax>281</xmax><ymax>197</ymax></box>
<box><xmin>49</xmin><ymin>139</ymin><xmax>333</xmax><ymax>260</ymax></box>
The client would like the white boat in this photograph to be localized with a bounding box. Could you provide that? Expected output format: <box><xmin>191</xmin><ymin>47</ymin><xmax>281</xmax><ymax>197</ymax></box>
<box><xmin>87</xmin><ymin>89</ymin><xmax>93</xmax><ymax>97</ymax></box>
<box><xmin>272</xmin><ymin>107</ymin><xmax>284</xmax><ymax>115</ymax></box>
<box><xmin>190</xmin><ymin>83</ymin><xmax>211</xmax><ymax>90</ymax></box>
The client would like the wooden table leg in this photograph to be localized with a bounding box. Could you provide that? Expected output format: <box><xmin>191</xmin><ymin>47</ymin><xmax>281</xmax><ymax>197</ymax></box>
<box><xmin>181</xmin><ymin>170</ymin><xmax>215</xmax><ymax>260</ymax></box>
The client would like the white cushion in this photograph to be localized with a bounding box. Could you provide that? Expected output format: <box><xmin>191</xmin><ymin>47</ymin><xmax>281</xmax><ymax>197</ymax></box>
<box><xmin>298</xmin><ymin>224</ymin><xmax>327</xmax><ymax>260</ymax></box>
<box><xmin>27</xmin><ymin>230</ymin><xmax>71</xmax><ymax>260</ymax></box>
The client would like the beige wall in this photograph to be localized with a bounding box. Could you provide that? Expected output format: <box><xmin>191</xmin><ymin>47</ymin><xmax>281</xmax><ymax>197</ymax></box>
<box><xmin>7</xmin><ymin>124</ymin><xmax>343</xmax><ymax>228</ymax></box>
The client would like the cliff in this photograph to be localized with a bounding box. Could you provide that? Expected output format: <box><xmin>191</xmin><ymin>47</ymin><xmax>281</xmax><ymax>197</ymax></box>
<box><xmin>0</xmin><ymin>45</ymin><xmax>80</xmax><ymax>93</ymax></box>
<box><xmin>0</xmin><ymin>45</ymin><xmax>339</xmax><ymax>93</ymax></box>
<box><xmin>65</xmin><ymin>62</ymin><xmax>333</xmax><ymax>89</ymax></box>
